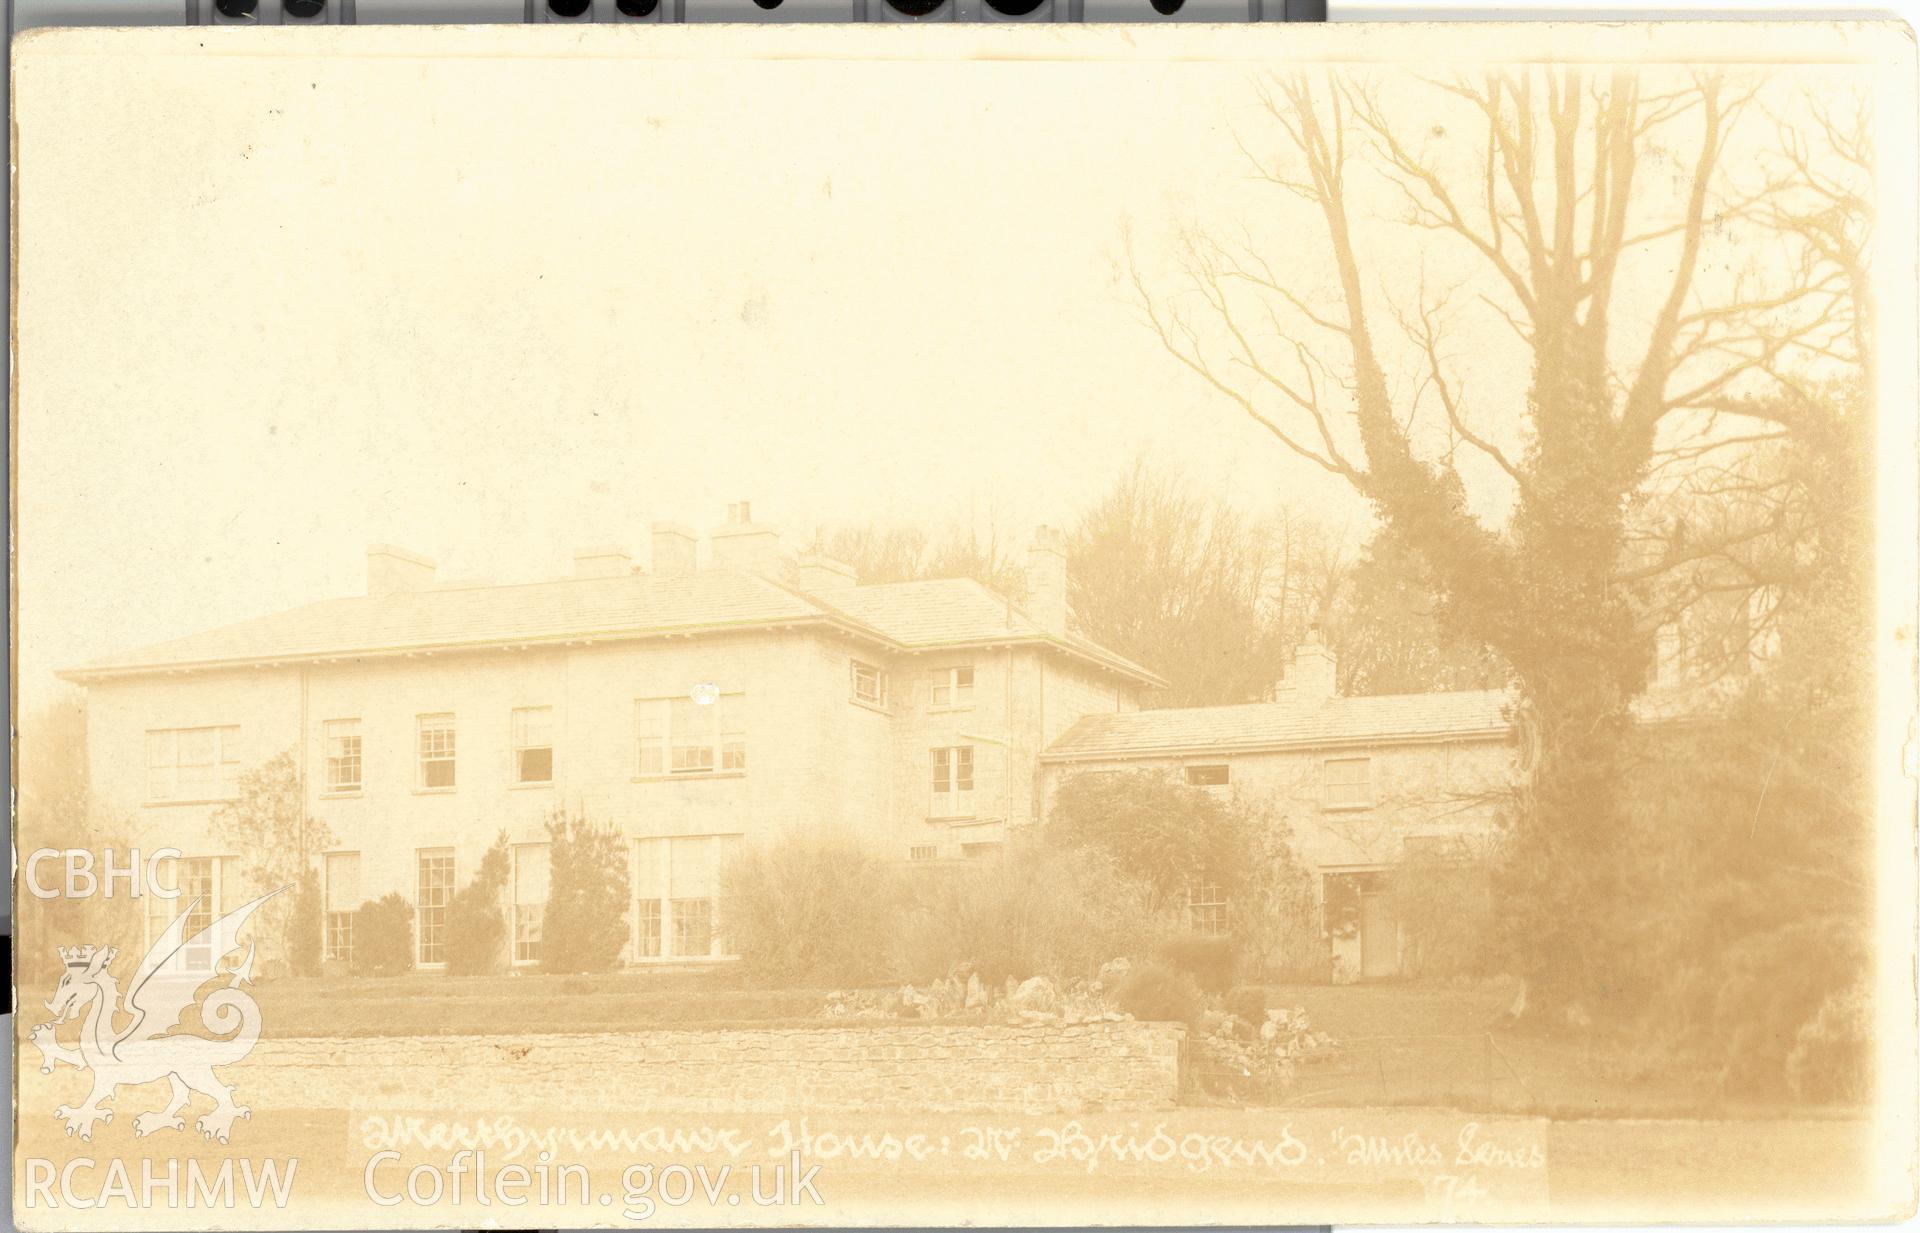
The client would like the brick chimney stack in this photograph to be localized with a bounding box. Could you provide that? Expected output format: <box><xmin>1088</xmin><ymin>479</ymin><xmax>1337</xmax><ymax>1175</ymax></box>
<box><xmin>710</xmin><ymin>502</ymin><xmax>788</xmax><ymax>577</ymax></box>
<box><xmin>572</xmin><ymin>547</ymin><xmax>632</xmax><ymax>579</ymax></box>
<box><xmin>650</xmin><ymin>522</ymin><xmax>698</xmax><ymax>577</ymax></box>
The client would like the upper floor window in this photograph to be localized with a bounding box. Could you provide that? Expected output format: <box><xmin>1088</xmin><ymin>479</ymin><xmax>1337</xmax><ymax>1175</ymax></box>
<box><xmin>1185</xmin><ymin>764</ymin><xmax>1229</xmax><ymax>787</ymax></box>
<box><xmin>417</xmin><ymin>714</ymin><xmax>456</xmax><ymax>790</ymax></box>
<box><xmin>850</xmin><ymin>660</ymin><xmax>887</xmax><ymax>707</ymax></box>
<box><xmin>930</xmin><ymin>665</ymin><xmax>975</xmax><ymax>710</ymax></box>
<box><xmin>637</xmin><ymin>693</ymin><xmax>746</xmax><ymax>776</ymax></box>
<box><xmin>719</xmin><ymin>696</ymin><xmax>746</xmax><ymax>771</ymax></box>
<box><xmin>145</xmin><ymin>726</ymin><xmax>241</xmax><ymax>803</ymax></box>
<box><xmin>323</xmin><ymin>719</ymin><xmax>362</xmax><ymax>794</ymax></box>
<box><xmin>1323</xmin><ymin>756</ymin><xmax>1373</xmax><ymax>809</ymax></box>
<box><xmin>512</xmin><ymin>706</ymin><xmax>554</xmax><ymax>785</ymax></box>
<box><xmin>930</xmin><ymin>745</ymin><xmax>975</xmax><ymax>817</ymax></box>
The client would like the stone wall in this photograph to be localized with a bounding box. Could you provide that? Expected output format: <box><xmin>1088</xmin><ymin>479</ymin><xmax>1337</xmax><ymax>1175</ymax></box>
<box><xmin>240</xmin><ymin>1021</ymin><xmax>1185</xmax><ymax>1115</ymax></box>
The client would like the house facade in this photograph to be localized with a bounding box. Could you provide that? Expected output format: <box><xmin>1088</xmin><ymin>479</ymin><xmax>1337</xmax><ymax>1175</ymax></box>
<box><xmin>64</xmin><ymin>512</ymin><xmax>1157</xmax><ymax>971</ymax></box>
<box><xmin>67</xmin><ymin>510</ymin><xmax>1537</xmax><ymax>982</ymax></box>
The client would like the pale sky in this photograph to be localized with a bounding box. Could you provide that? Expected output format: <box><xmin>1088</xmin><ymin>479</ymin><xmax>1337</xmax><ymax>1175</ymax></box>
<box><xmin>12</xmin><ymin>24</ymin><xmax>1896</xmax><ymax>715</ymax></box>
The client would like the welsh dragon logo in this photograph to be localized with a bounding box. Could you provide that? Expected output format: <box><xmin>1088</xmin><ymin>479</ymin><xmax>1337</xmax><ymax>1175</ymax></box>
<box><xmin>30</xmin><ymin>888</ymin><xmax>282</xmax><ymax>1144</ymax></box>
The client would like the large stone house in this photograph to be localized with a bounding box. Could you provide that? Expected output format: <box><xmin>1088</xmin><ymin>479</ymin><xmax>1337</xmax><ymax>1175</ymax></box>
<box><xmin>63</xmin><ymin>509</ymin><xmax>1527</xmax><ymax>980</ymax></box>
<box><xmin>62</xmin><ymin>510</ymin><xmax>1159</xmax><ymax>970</ymax></box>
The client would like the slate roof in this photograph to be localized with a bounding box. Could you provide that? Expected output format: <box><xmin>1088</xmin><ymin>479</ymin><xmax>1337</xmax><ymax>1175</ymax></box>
<box><xmin>1044</xmin><ymin>689</ymin><xmax>1516</xmax><ymax>759</ymax></box>
<box><xmin>61</xmin><ymin>569</ymin><xmax>1165</xmax><ymax>687</ymax></box>
<box><xmin>818</xmin><ymin>578</ymin><xmax>1163</xmax><ymax>683</ymax></box>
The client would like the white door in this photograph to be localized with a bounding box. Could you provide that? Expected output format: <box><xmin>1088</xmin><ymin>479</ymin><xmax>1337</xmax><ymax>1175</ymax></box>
<box><xmin>1360</xmin><ymin>892</ymin><xmax>1399</xmax><ymax>979</ymax></box>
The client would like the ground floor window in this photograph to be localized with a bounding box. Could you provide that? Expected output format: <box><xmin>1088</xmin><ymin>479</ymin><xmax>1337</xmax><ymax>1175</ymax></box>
<box><xmin>416</xmin><ymin>849</ymin><xmax>455</xmax><ymax>966</ymax></box>
<box><xmin>1186</xmin><ymin>882</ymin><xmax>1230</xmax><ymax>936</ymax></box>
<box><xmin>671</xmin><ymin>897</ymin><xmax>713</xmax><ymax>955</ymax></box>
<box><xmin>323</xmin><ymin>851</ymin><xmax>360</xmax><ymax>965</ymax></box>
<box><xmin>513</xmin><ymin>843</ymin><xmax>550</xmax><ymax>965</ymax></box>
<box><xmin>633</xmin><ymin>834</ymin><xmax>740</xmax><ymax>959</ymax></box>
<box><xmin>146</xmin><ymin>855</ymin><xmax>227</xmax><ymax>975</ymax></box>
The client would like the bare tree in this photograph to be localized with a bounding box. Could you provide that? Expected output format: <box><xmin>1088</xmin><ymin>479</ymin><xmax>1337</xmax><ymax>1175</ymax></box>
<box><xmin>1067</xmin><ymin>460</ymin><xmax>1342</xmax><ymax>706</ymax></box>
<box><xmin>807</xmin><ymin>513</ymin><xmax>1026</xmax><ymax>598</ymax></box>
<box><xmin>1136</xmin><ymin>68</ymin><xmax>1866</xmax><ymax>1013</ymax></box>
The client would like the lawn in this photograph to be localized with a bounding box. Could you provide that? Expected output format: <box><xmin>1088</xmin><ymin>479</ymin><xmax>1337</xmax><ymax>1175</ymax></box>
<box><xmin>253</xmin><ymin>970</ymin><xmax>1521</xmax><ymax>1042</ymax></box>
<box><xmin>250</xmin><ymin>969</ymin><xmax>831</xmax><ymax>1038</ymax></box>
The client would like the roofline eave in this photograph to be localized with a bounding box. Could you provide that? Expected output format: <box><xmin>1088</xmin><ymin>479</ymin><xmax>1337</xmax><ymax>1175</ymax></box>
<box><xmin>57</xmin><ymin>613</ymin><xmax>901</xmax><ymax>684</ymax></box>
<box><xmin>1039</xmin><ymin>724</ymin><xmax>1515</xmax><ymax>762</ymax></box>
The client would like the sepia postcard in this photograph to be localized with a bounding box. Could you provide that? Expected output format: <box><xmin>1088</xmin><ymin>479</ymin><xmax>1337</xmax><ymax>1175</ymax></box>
<box><xmin>9</xmin><ymin>19</ymin><xmax>1918</xmax><ymax>1229</ymax></box>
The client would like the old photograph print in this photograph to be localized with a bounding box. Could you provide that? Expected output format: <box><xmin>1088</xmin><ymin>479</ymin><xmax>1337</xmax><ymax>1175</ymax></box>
<box><xmin>10</xmin><ymin>21</ymin><xmax>1918</xmax><ymax>1229</ymax></box>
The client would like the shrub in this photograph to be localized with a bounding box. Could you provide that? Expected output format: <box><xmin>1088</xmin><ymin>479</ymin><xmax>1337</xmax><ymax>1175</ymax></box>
<box><xmin>1224</xmin><ymin>985</ymin><xmax>1269</xmax><ymax>1024</ymax></box>
<box><xmin>351</xmin><ymin>893</ymin><xmax>415</xmax><ymax>977</ymax></box>
<box><xmin>1388</xmin><ymin>837</ymin><xmax>1499</xmax><ymax>980</ymax></box>
<box><xmin>207</xmin><ymin>748</ymin><xmax>335</xmax><ymax>971</ymax></box>
<box><xmin>1114</xmin><ymin>962</ymin><xmax>1204</xmax><ymax>1024</ymax></box>
<box><xmin>890</xmin><ymin>844</ymin><xmax>1180</xmax><ymax>986</ymax></box>
<box><xmin>446</xmin><ymin>833</ymin><xmax>512</xmax><ymax>976</ymax></box>
<box><xmin>14</xmin><ymin>834</ymin><xmax>146</xmax><ymax>985</ymax></box>
<box><xmin>1234</xmin><ymin>821</ymin><xmax>1324</xmax><ymax>981</ymax></box>
<box><xmin>540</xmin><ymin>811</ymin><xmax>631</xmax><ymax>974</ymax></box>
<box><xmin>286</xmin><ymin>867</ymin><xmax>324</xmax><ymax>977</ymax></box>
<box><xmin>1156</xmin><ymin>932</ymin><xmax>1236</xmax><ymax>994</ymax></box>
<box><xmin>721</xmin><ymin>830</ymin><xmax>907</xmax><ymax>986</ymax></box>
<box><xmin>723</xmin><ymin>832</ymin><xmax>1187</xmax><ymax>990</ymax></box>
<box><xmin>1048</xmin><ymin>770</ymin><xmax>1250</xmax><ymax>911</ymax></box>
